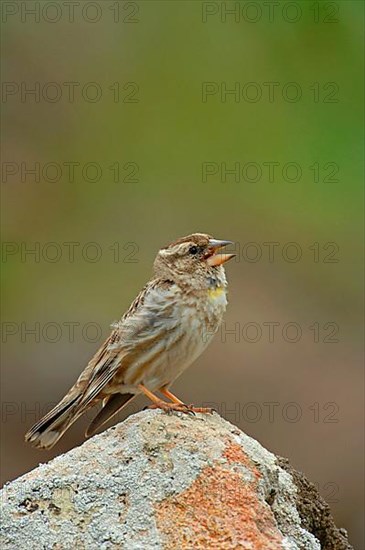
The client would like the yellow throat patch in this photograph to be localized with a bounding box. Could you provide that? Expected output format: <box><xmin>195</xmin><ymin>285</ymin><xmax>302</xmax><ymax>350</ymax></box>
<box><xmin>207</xmin><ymin>287</ymin><xmax>225</xmax><ymax>300</ymax></box>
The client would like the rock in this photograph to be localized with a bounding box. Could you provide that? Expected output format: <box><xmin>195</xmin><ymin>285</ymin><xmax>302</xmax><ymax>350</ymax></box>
<box><xmin>0</xmin><ymin>411</ymin><xmax>352</xmax><ymax>549</ymax></box>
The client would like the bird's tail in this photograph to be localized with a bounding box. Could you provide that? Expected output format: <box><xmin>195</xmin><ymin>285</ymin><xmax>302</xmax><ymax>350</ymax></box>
<box><xmin>25</xmin><ymin>393</ymin><xmax>84</xmax><ymax>450</ymax></box>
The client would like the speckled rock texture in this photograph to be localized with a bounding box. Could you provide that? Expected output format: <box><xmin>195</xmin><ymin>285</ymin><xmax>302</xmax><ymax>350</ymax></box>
<box><xmin>1</xmin><ymin>411</ymin><xmax>352</xmax><ymax>550</ymax></box>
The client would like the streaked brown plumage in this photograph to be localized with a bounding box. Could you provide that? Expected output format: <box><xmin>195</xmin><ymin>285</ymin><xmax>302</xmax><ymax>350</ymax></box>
<box><xmin>25</xmin><ymin>233</ymin><xmax>235</xmax><ymax>449</ymax></box>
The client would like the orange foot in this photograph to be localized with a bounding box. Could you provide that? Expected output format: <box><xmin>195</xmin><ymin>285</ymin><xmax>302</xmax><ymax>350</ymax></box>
<box><xmin>147</xmin><ymin>401</ymin><xmax>195</xmax><ymax>415</ymax></box>
<box><xmin>148</xmin><ymin>402</ymin><xmax>214</xmax><ymax>415</ymax></box>
<box><xmin>186</xmin><ymin>404</ymin><xmax>214</xmax><ymax>414</ymax></box>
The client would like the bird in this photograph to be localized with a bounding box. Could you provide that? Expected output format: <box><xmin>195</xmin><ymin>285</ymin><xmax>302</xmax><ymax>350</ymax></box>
<box><xmin>25</xmin><ymin>233</ymin><xmax>235</xmax><ymax>449</ymax></box>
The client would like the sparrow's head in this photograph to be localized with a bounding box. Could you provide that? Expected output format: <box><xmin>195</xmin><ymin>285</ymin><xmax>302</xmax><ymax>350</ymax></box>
<box><xmin>153</xmin><ymin>233</ymin><xmax>235</xmax><ymax>288</ymax></box>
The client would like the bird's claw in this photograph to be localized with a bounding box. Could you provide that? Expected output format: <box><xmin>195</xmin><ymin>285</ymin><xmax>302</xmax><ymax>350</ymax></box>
<box><xmin>147</xmin><ymin>402</ymin><xmax>214</xmax><ymax>416</ymax></box>
<box><xmin>147</xmin><ymin>402</ymin><xmax>195</xmax><ymax>415</ymax></box>
<box><xmin>186</xmin><ymin>404</ymin><xmax>215</xmax><ymax>414</ymax></box>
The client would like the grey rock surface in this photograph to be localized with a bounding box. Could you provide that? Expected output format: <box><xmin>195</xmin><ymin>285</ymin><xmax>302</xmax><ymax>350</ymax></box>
<box><xmin>0</xmin><ymin>410</ymin><xmax>352</xmax><ymax>549</ymax></box>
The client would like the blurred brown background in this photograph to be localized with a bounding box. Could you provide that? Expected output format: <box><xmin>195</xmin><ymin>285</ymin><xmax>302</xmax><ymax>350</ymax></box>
<box><xmin>1</xmin><ymin>1</ymin><xmax>364</xmax><ymax>547</ymax></box>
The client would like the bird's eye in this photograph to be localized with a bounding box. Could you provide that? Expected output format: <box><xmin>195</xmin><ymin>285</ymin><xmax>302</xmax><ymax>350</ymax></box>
<box><xmin>189</xmin><ymin>246</ymin><xmax>198</xmax><ymax>255</ymax></box>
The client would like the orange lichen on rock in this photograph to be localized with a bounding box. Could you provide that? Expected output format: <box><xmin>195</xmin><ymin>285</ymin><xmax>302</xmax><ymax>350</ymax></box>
<box><xmin>155</xmin><ymin>439</ymin><xmax>284</xmax><ymax>550</ymax></box>
<box><xmin>223</xmin><ymin>441</ymin><xmax>262</xmax><ymax>484</ymax></box>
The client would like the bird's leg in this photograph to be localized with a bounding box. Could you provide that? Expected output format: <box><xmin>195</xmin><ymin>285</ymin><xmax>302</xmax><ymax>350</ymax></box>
<box><xmin>159</xmin><ymin>386</ymin><xmax>184</xmax><ymax>405</ymax></box>
<box><xmin>159</xmin><ymin>385</ymin><xmax>214</xmax><ymax>415</ymax></box>
<box><xmin>138</xmin><ymin>384</ymin><xmax>193</xmax><ymax>415</ymax></box>
<box><xmin>138</xmin><ymin>384</ymin><xmax>169</xmax><ymax>408</ymax></box>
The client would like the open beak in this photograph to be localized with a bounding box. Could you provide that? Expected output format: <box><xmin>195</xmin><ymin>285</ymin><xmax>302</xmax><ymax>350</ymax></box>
<box><xmin>205</xmin><ymin>239</ymin><xmax>236</xmax><ymax>267</ymax></box>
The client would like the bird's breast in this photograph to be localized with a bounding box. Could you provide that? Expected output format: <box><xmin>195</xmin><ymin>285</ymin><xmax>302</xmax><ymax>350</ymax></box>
<box><xmin>120</xmin><ymin>283</ymin><xmax>228</xmax><ymax>392</ymax></box>
<box><xmin>198</xmin><ymin>285</ymin><xmax>228</xmax><ymax>333</ymax></box>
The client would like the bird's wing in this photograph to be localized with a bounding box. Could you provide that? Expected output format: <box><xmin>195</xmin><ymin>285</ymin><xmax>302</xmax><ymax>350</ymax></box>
<box><xmin>77</xmin><ymin>278</ymin><xmax>177</xmax><ymax>408</ymax></box>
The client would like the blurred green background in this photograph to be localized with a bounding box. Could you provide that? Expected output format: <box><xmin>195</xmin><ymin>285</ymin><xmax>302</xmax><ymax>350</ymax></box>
<box><xmin>1</xmin><ymin>1</ymin><xmax>364</xmax><ymax>547</ymax></box>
